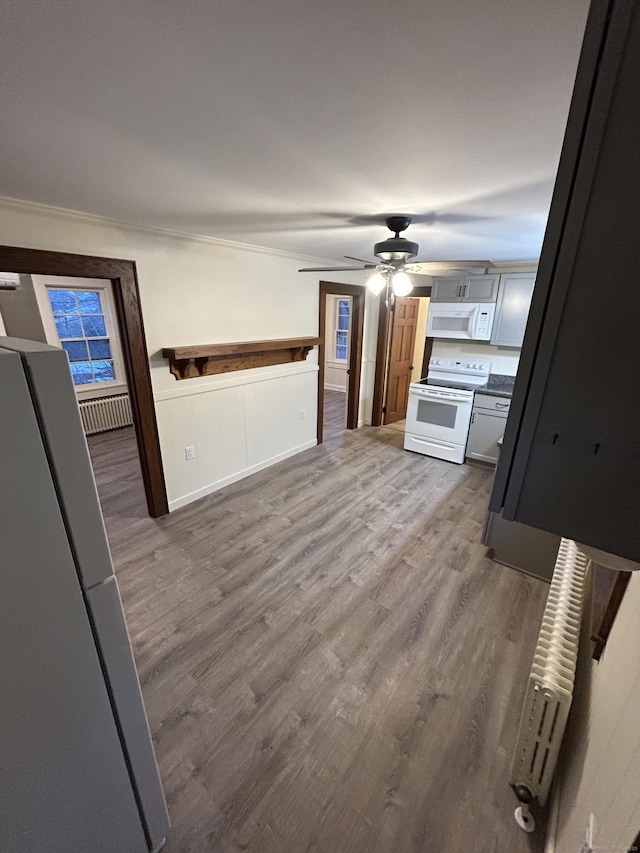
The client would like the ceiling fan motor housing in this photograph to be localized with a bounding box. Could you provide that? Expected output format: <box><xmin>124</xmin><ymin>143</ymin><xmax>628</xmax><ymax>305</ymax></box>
<box><xmin>374</xmin><ymin>237</ymin><xmax>419</xmax><ymax>262</ymax></box>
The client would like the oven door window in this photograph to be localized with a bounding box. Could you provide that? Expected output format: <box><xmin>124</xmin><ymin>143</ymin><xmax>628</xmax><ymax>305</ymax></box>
<box><xmin>416</xmin><ymin>398</ymin><xmax>459</xmax><ymax>429</ymax></box>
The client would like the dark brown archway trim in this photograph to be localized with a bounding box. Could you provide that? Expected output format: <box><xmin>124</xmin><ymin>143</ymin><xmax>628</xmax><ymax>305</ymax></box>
<box><xmin>0</xmin><ymin>244</ymin><xmax>168</xmax><ymax>517</ymax></box>
<box><xmin>371</xmin><ymin>283</ymin><xmax>431</xmax><ymax>426</ymax></box>
<box><xmin>317</xmin><ymin>282</ymin><xmax>365</xmax><ymax>443</ymax></box>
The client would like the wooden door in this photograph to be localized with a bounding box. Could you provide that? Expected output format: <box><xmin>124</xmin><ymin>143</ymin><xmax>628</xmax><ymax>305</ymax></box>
<box><xmin>384</xmin><ymin>297</ymin><xmax>419</xmax><ymax>424</ymax></box>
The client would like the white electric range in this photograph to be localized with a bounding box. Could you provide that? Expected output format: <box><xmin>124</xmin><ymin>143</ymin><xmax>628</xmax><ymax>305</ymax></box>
<box><xmin>404</xmin><ymin>357</ymin><xmax>492</xmax><ymax>463</ymax></box>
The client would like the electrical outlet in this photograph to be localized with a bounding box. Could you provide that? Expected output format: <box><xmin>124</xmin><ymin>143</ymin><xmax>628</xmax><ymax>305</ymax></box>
<box><xmin>185</xmin><ymin>445</ymin><xmax>196</xmax><ymax>461</ymax></box>
<box><xmin>300</xmin><ymin>408</ymin><xmax>306</xmax><ymax>420</ymax></box>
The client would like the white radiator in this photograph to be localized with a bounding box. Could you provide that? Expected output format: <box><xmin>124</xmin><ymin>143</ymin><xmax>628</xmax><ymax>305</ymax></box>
<box><xmin>511</xmin><ymin>538</ymin><xmax>591</xmax><ymax>814</ymax></box>
<box><xmin>78</xmin><ymin>394</ymin><xmax>133</xmax><ymax>435</ymax></box>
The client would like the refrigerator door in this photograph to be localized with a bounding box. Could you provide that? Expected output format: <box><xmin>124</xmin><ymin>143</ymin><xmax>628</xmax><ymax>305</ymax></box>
<box><xmin>0</xmin><ymin>347</ymin><xmax>147</xmax><ymax>853</ymax></box>
<box><xmin>0</xmin><ymin>338</ymin><xmax>115</xmax><ymax>589</ymax></box>
<box><xmin>86</xmin><ymin>577</ymin><xmax>170</xmax><ymax>849</ymax></box>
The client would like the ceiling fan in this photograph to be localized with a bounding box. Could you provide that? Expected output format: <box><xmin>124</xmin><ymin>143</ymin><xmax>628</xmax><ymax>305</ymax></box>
<box><xmin>298</xmin><ymin>215</ymin><xmax>492</xmax><ymax>297</ymax></box>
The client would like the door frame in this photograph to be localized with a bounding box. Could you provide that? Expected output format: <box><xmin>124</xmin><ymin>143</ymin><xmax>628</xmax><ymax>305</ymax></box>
<box><xmin>317</xmin><ymin>281</ymin><xmax>365</xmax><ymax>443</ymax></box>
<box><xmin>371</xmin><ymin>282</ymin><xmax>431</xmax><ymax>426</ymax></box>
<box><xmin>0</xmin><ymin>244</ymin><xmax>168</xmax><ymax>517</ymax></box>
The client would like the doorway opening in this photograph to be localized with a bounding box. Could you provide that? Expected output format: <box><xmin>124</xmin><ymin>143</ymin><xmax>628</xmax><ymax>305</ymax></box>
<box><xmin>0</xmin><ymin>245</ymin><xmax>167</xmax><ymax>518</ymax></box>
<box><xmin>371</xmin><ymin>283</ymin><xmax>433</xmax><ymax>429</ymax></box>
<box><xmin>317</xmin><ymin>281</ymin><xmax>365</xmax><ymax>444</ymax></box>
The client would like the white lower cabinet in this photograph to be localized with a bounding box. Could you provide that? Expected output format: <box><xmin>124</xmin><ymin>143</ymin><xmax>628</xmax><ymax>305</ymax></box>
<box><xmin>466</xmin><ymin>393</ymin><xmax>511</xmax><ymax>465</ymax></box>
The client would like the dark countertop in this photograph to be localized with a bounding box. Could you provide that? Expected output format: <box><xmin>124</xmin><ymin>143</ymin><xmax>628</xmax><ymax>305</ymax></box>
<box><xmin>474</xmin><ymin>373</ymin><xmax>516</xmax><ymax>399</ymax></box>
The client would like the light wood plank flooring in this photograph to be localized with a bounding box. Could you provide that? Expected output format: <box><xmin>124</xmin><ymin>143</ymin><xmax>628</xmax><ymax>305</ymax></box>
<box><xmin>88</xmin><ymin>397</ymin><xmax>548</xmax><ymax>853</ymax></box>
<box><xmin>322</xmin><ymin>388</ymin><xmax>348</xmax><ymax>439</ymax></box>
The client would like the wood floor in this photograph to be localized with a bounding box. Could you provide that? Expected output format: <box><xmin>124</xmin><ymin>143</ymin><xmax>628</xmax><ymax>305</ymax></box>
<box><xmin>88</xmin><ymin>393</ymin><xmax>549</xmax><ymax>853</ymax></box>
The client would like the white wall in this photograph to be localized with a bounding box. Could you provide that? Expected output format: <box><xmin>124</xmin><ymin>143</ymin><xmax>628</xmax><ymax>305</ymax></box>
<box><xmin>0</xmin><ymin>197</ymin><xmax>368</xmax><ymax>509</ymax></box>
<box><xmin>553</xmin><ymin>572</ymin><xmax>640</xmax><ymax>850</ymax></box>
<box><xmin>431</xmin><ymin>339</ymin><xmax>521</xmax><ymax>375</ymax></box>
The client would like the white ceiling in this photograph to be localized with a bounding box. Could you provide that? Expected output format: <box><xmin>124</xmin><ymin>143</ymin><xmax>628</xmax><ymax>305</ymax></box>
<box><xmin>0</xmin><ymin>0</ymin><xmax>589</xmax><ymax>265</ymax></box>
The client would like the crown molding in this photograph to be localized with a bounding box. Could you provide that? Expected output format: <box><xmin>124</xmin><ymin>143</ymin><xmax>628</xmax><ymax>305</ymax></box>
<box><xmin>0</xmin><ymin>195</ymin><xmax>343</xmax><ymax>266</ymax></box>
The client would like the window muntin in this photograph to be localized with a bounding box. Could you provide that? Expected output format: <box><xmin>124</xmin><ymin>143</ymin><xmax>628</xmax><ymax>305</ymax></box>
<box><xmin>335</xmin><ymin>298</ymin><xmax>350</xmax><ymax>361</ymax></box>
<box><xmin>47</xmin><ymin>288</ymin><xmax>117</xmax><ymax>387</ymax></box>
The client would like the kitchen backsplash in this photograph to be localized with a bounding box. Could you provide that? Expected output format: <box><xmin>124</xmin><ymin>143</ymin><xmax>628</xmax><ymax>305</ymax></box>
<box><xmin>431</xmin><ymin>340</ymin><xmax>521</xmax><ymax>376</ymax></box>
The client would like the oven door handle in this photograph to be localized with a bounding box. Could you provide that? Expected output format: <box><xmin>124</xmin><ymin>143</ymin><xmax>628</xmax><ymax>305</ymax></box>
<box><xmin>411</xmin><ymin>390</ymin><xmax>471</xmax><ymax>403</ymax></box>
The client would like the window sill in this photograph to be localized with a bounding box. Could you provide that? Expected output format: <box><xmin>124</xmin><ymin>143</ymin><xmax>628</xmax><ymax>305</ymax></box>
<box><xmin>75</xmin><ymin>383</ymin><xmax>128</xmax><ymax>401</ymax></box>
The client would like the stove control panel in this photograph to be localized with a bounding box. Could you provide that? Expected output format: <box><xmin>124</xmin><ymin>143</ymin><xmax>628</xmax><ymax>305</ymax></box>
<box><xmin>429</xmin><ymin>357</ymin><xmax>491</xmax><ymax>375</ymax></box>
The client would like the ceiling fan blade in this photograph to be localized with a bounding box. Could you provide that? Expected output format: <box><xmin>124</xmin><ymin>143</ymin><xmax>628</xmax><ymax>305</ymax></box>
<box><xmin>344</xmin><ymin>255</ymin><xmax>377</xmax><ymax>267</ymax></box>
<box><xmin>406</xmin><ymin>260</ymin><xmax>493</xmax><ymax>273</ymax></box>
<box><xmin>298</xmin><ymin>265</ymin><xmax>371</xmax><ymax>272</ymax></box>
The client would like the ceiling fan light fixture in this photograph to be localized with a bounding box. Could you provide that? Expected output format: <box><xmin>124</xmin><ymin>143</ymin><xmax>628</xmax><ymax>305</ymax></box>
<box><xmin>374</xmin><ymin>237</ymin><xmax>419</xmax><ymax>263</ymax></box>
<box><xmin>391</xmin><ymin>271</ymin><xmax>413</xmax><ymax>297</ymax></box>
<box><xmin>366</xmin><ymin>271</ymin><xmax>387</xmax><ymax>296</ymax></box>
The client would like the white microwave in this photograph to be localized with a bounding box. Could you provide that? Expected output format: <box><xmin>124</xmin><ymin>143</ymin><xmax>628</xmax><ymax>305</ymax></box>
<box><xmin>426</xmin><ymin>302</ymin><xmax>496</xmax><ymax>341</ymax></box>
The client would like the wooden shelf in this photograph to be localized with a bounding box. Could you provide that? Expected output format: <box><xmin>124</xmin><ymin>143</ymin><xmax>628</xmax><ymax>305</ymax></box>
<box><xmin>162</xmin><ymin>336</ymin><xmax>321</xmax><ymax>380</ymax></box>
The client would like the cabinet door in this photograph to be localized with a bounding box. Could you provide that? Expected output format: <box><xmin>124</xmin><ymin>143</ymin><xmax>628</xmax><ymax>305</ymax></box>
<box><xmin>491</xmin><ymin>273</ymin><xmax>536</xmax><ymax>347</ymax></box>
<box><xmin>462</xmin><ymin>274</ymin><xmax>500</xmax><ymax>302</ymax></box>
<box><xmin>431</xmin><ymin>276</ymin><xmax>464</xmax><ymax>301</ymax></box>
<box><xmin>466</xmin><ymin>410</ymin><xmax>507</xmax><ymax>464</ymax></box>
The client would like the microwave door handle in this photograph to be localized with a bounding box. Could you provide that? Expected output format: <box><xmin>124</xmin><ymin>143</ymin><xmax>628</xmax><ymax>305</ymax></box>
<box><xmin>469</xmin><ymin>305</ymin><xmax>479</xmax><ymax>333</ymax></box>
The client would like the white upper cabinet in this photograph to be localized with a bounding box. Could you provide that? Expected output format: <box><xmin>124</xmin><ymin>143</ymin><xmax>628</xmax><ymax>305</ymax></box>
<box><xmin>430</xmin><ymin>276</ymin><xmax>465</xmax><ymax>301</ymax></box>
<box><xmin>431</xmin><ymin>274</ymin><xmax>500</xmax><ymax>303</ymax></box>
<box><xmin>461</xmin><ymin>274</ymin><xmax>500</xmax><ymax>302</ymax></box>
<box><xmin>490</xmin><ymin>273</ymin><xmax>536</xmax><ymax>348</ymax></box>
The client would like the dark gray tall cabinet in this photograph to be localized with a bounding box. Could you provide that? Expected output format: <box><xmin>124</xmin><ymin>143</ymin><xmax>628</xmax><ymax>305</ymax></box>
<box><xmin>490</xmin><ymin>0</ymin><xmax>640</xmax><ymax>562</ymax></box>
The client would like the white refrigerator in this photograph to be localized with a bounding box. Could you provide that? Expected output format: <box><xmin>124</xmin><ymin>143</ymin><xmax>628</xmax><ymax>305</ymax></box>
<box><xmin>0</xmin><ymin>338</ymin><xmax>169</xmax><ymax>852</ymax></box>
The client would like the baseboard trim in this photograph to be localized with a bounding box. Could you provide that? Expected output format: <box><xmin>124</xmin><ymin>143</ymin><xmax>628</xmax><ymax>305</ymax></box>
<box><xmin>168</xmin><ymin>439</ymin><xmax>318</xmax><ymax>511</ymax></box>
<box><xmin>323</xmin><ymin>384</ymin><xmax>347</xmax><ymax>393</ymax></box>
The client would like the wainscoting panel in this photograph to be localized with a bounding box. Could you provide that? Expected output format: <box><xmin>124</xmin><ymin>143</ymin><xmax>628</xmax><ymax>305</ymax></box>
<box><xmin>155</xmin><ymin>364</ymin><xmax>318</xmax><ymax>510</ymax></box>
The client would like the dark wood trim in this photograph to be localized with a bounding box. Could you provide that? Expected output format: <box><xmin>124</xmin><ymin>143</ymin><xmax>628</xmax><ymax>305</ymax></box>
<box><xmin>317</xmin><ymin>282</ymin><xmax>365</xmax><ymax>443</ymax></box>
<box><xmin>372</xmin><ymin>284</ymin><xmax>432</xmax><ymax>424</ymax></box>
<box><xmin>410</xmin><ymin>284</ymin><xmax>432</xmax><ymax>298</ymax></box>
<box><xmin>162</xmin><ymin>337</ymin><xmax>320</xmax><ymax>380</ymax></box>
<box><xmin>421</xmin><ymin>336</ymin><xmax>435</xmax><ymax>379</ymax></box>
<box><xmin>347</xmin><ymin>286</ymin><xmax>365</xmax><ymax>430</ymax></box>
<box><xmin>0</xmin><ymin>244</ymin><xmax>168</xmax><ymax>518</ymax></box>
<box><xmin>591</xmin><ymin>567</ymin><xmax>631</xmax><ymax>660</ymax></box>
<box><xmin>371</xmin><ymin>291</ymin><xmax>391</xmax><ymax>426</ymax></box>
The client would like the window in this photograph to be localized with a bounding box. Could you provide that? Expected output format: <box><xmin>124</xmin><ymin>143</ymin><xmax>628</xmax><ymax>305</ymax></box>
<box><xmin>47</xmin><ymin>289</ymin><xmax>116</xmax><ymax>386</ymax></box>
<box><xmin>33</xmin><ymin>275</ymin><xmax>127</xmax><ymax>399</ymax></box>
<box><xmin>334</xmin><ymin>298</ymin><xmax>350</xmax><ymax>361</ymax></box>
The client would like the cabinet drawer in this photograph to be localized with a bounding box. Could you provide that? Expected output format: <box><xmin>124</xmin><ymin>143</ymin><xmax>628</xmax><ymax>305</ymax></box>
<box><xmin>473</xmin><ymin>393</ymin><xmax>511</xmax><ymax>413</ymax></box>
